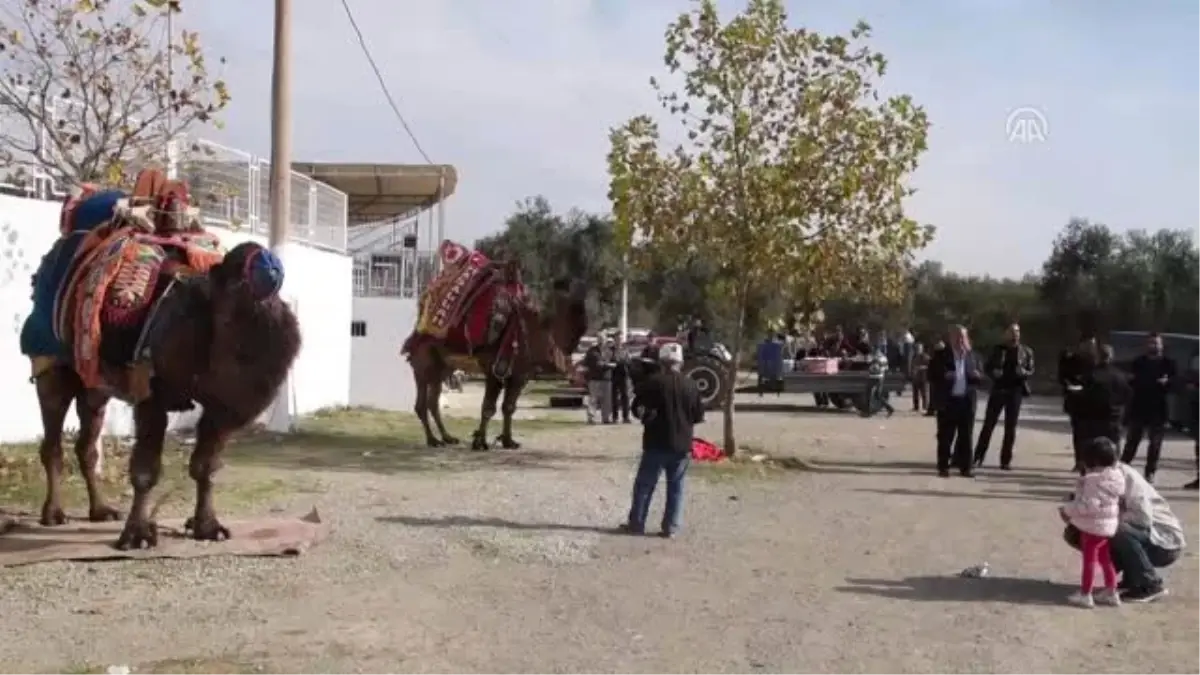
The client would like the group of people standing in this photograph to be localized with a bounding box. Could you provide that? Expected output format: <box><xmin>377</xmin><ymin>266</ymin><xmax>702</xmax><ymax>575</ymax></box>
<box><xmin>910</xmin><ymin>323</ymin><xmax>1035</xmax><ymax>477</ymax></box>
<box><xmin>581</xmin><ymin>335</ymin><xmax>636</xmax><ymax>424</ymax></box>
<box><xmin>913</xmin><ymin>324</ymin><xmax>1190</xmax><ymax>605</ymax></box>
<box><xmin>1058</xmin><ymin>332</ymin><xmax>1198</xmax><ymax>488</ymax></box>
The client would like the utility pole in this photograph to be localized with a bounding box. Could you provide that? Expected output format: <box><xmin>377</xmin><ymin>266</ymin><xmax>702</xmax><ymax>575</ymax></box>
<box><xmin>164</xmin><ymin>7</ymin><xmax>177</xmax><ymax>178</ymax></box>
<box><xmin>267</xmin><ymin>0</ymin><xmax>292</xmax><ymax>253</ymax></box>
<box><xmin>265</xmin><ymin>0</ymin><xmax>295</xmax><ymax>434</ymax></box>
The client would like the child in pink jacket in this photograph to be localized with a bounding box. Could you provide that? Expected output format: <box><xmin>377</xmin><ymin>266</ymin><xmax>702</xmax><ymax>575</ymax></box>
<box><xmin>1059</xmin><ymin>438</ymin><xmax>1126</xmax><ymax>608</ymax></box>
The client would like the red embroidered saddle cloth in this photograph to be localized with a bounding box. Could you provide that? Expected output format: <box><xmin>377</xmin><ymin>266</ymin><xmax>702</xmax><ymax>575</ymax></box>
<box><xmin>54</xmin><ymin>225</ymin><xmax>224</xmax><ymax>389</ymax></box>
<box><xmin>409</xmin><ymin>241</ymin><xmax>526</xmax><ymax>357</ymax></box>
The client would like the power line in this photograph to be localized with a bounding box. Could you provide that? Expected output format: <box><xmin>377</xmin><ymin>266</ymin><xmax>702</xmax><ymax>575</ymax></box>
<box><xmin>338</xmin><ymin>0</ymin><xmax>434</xmax><ymax>164</ymax></box>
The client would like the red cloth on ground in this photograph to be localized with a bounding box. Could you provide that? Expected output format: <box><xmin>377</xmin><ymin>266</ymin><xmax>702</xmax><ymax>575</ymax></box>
<box><xmin>691</xmin><ymin>437</ymin><xmax>724</xmax><ymax>462</ymax></box>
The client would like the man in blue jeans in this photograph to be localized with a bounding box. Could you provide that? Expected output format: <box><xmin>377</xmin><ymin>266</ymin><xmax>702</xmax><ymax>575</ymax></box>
<box><xmin>621</xmin><ymin>342</ymin><xmax>705</xmax><ymax>539</ymax></box>
<box><xmin>1062</xmin><ymin>458</ymin><xmax>1186</xmax><ymax>602</ymax></box>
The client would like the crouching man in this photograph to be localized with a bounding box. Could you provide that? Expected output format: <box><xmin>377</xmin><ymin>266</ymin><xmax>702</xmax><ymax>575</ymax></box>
<box><xmin>1062</xmin><ymin>446</ymin><xmax>1186</xmax><ymax>603</ymax></box>
<box><xmin>621</xmin><ymin>343</ymin><xmax>705</xmax><ymax>539</ymax></box>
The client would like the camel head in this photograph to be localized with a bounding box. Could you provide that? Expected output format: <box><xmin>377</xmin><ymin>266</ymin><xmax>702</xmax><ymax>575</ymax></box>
<box><xmin>541</xmin><ymin>279</ymin><xmax>588</xmax><ymax>372</ymax></box>
<box><xmin>210</xmin><ymin>241</ymin><xmax>286</xmax><ymax>305</ymax></box>
<box><xmin>513</xmin><ymin>279</ymin><xmax>587</xmax><ymax>376</ymax></box>
<box><xmin>201</xmin><ymin>241</ymin><xmax>301</xmax><ymax>425</ymax></box>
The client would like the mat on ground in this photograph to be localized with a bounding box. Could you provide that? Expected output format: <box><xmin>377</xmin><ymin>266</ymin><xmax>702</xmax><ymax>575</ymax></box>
<box><xmin>0</xmin><ymin>507</ymin><xmax>329</xmax><ymax>567</ymax></box>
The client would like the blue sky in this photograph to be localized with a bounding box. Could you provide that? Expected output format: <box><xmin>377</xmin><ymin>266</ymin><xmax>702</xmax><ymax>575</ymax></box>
<box><xmin>182</xmin><ymin>0</ymin><xmax>1198</xmax><ymax>278</ymax></box>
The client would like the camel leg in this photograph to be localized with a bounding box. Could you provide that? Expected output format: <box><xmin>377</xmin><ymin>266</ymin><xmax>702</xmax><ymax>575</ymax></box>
<box><xmin>73</xmin><ymin>390</ymin><xmax>120</xmax><ymax>522</ymax></box>
<box><xmin>497</xmin><ymin>375</ymin><xmax>527</xmax><ymax>450</ymax></box>
<box><xmin>183</xmin><ymin>410</ymin><xmax>232</xmax><ymax>542</ymax></box>
<box><xmin>412</xmin><ymin>349</ymin><xmax>445</xmax><ymax>448</ymax></box>
<box><xmin>415</xmin><ymin>380</ymin><xmax>445</xmax><ymax>448</ymax></box>
<box><xmin>470</xmin><ymin>375</ymin><xmax>504</xmax><ymax>451</ymax></box>
<box><xmin>115</xmin><ymin>401</ymin><xmax>168</xmax><ymax>550</ymax></box>
<box><xmin>427</xmin><ymin>377</ymin><xmax>460</xmax><ymax>445</ymax></box>
<box><xmin>34</xmin><ymin>366</ymin><xmax>77</xmax><ymax>526</ymax></box>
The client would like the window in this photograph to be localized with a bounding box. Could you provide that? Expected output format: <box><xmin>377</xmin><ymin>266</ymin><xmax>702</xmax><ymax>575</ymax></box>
<box><xmin>351</xmin><ymin>320</ymin><xmax>367</xmax><ymax>338</ymax></box>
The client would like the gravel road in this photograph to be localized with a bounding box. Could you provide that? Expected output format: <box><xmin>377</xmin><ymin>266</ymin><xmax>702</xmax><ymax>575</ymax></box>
<box><xmin>1</xmin><ymin>394</ymin><xmax>1196</xmax><ymax>673</ymax></box>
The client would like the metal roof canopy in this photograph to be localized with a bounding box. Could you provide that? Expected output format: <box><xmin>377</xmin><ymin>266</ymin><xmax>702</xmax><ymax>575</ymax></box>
<box><xmin>291</xmin><ymin>162</ymin><xmax>457</xmax><ymax>225</ymax></box>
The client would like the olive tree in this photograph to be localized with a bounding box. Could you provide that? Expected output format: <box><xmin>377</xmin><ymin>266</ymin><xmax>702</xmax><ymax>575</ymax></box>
<box><xmin>607</xmin><ymin>0</ymin><xmax>934</xmax><ymax>455</ymax></box>
<box><xmin>0</xmin><ymin>0</ymin><xmax>230</xmax><ymax>187</ymax></box>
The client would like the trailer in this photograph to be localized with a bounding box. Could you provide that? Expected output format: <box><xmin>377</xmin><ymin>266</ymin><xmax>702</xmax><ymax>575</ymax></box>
<box><xmin>735</xmin><ymin>371</ymin><xmax>908</xmax><ymax>414</ymax></box>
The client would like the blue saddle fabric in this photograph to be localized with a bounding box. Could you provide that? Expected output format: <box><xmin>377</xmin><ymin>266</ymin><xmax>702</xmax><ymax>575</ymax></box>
<box><xmin>19</xmin><ymin>190</ymin><xmax>125</xmax><ymax>358</ymax></box>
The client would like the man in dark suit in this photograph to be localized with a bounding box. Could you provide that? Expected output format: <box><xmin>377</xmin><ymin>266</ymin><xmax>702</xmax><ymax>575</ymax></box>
<box><xmin>611</xmin><ymin>335</ymin><xmax>633</xmax><ymax>423</ymax></box>
<box><xmin>1059</xmin><ymin>336</ymin><xmax>1097</xmax><ymax>470</ymax></box>
<box><xmin>929</xmin><ymin>325</ymin><xmax>984</xmax><ymax>477</ymax></box>
<box><xmin>1073</xmin><ymin>344</ymin><xmax>1131</xmax><ymax>473</ymax></box>
<box><xmin>1121</xmin><ymin>332</ymin><xmax>1177</xmax><ymax>484</ymax></box>
<box><xmin>973</xmin><ymin>323</ymin><xmax>1035</xmax><ymax>470</ymax></box>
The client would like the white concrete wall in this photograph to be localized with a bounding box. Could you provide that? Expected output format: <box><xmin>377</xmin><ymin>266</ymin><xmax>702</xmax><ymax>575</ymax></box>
<box><xmin>349</xmin><ymin>296</ymin><xmax>418</xmax><ymax>412</ymax></box>
<box><xmin>0</xmin><ymin>193</ymin><xmax>351</xmax><ymax>442</ymax></box>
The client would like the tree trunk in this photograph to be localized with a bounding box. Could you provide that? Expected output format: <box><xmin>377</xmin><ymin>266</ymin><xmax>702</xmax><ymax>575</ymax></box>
<box><xmin>722</xmin><ymin>298</ymin><xmax>747</xmax><ymax>457</ymax></box>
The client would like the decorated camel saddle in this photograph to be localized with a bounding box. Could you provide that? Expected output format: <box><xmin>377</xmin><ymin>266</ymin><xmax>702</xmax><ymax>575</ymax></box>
<box><xmin>20</xmin><ymin>168</ymin><xmax>226</xmax><ymax>403</ymax></box>
<box><xmin>402</xmin><ymin>240</ymin><xmax>530</xmax><ymax>374</ymax></box>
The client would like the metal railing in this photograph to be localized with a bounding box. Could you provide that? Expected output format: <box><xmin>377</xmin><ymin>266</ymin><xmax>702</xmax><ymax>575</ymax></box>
<box><xmin>173</xmin><ymin>136</ymin><xmax>349</xmax><ymax>253</ymax></box>
<box><xmin>352</xmin><ymin>250</ymin><xmax>437</xmax><ymax>298</ymax></box>
<box><xmin>0</xmin><ymin>89</ymin><xmax>348</xmax><ymax>252</ymax></box>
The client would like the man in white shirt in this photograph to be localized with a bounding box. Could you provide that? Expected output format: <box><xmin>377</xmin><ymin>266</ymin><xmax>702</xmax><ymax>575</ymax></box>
<box><xmin>1063</xmin><ymin>454</ymin><xmax>1186</xmax><ymax>603</ymax></box>
<box><xmin>931</xmin><ymin>325</ymin><xmax>983</xmax><ymax>477</ymax></box>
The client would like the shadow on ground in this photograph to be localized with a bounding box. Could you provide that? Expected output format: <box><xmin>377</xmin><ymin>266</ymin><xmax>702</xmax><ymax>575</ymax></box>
<box><xmin>854</xmin><ymin>485</ymin><xmax>1069</xmax><ymax>503</ymax></box>
<box><xmin>225</xmin><ymin>408</ymin><xmax>610</xmax><ymax>476</ymax></box>
<box><xmin>837</xmin><ymin>575</ymin><xmax>1072</xmax><ymax>606</ymax></box>
<box><xmin>733</xmin><ymin>400</ymin><xmax>855</xmax><ymax>415</ymax></box>
<box><xmin>376</xmin><ymin>514</ymin><xmax>621</xmax><ymax>535</ymax></box>
<box><xmin>1018</xmin><ymin>417</ymin><xmax>1075</xmax><ymax>436</ymax></box>
<box><xmin>796</xmin><ymin>458</ymin><xmax>939</xmax><ymax>477</ymax></box>
<box><xmin>798</xmin><ymin>458</ymin><xmax>1076</xmax><ymax>485</ymax></box>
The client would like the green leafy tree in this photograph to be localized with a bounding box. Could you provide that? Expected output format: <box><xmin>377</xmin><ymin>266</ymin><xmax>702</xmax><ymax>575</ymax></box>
<box><xmin>0</xmin><ymin>0</ymin><xmax>230</xmax><ymax>187</ymax></box>
<box><xmin>476</xmin><ymin>197</ymin><xmax>626</xmax><ymax>324</ymax></box>
<box><xmin>607</xmin><ymin>0</ymin><xmax>933</xmax><ymax>455</ymax></box>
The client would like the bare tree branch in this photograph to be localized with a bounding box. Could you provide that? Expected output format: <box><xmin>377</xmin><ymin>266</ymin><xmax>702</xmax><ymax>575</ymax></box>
<box><xmin>0</xmin><ymin>0</ymin><xmax>230</xmax><ymax>187</ymax></box>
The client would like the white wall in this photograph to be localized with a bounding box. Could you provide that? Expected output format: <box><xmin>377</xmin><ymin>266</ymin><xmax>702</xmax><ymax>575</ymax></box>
<box><xmin>349</xmin><ymin>296</ymin><xmax>418</xmax><ymax>412</ymax></box>
<box><xmin>0</xmin><ymin>193</ymin><xmax>351</xmax><ymax>442</ymax></box>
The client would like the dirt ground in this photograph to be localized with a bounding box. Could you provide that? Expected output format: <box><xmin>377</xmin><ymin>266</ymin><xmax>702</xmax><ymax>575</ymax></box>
<box><xmin>1</xmin><ymin>392</ymin><xmax>1196</xmax><ymax>674</ymax></box>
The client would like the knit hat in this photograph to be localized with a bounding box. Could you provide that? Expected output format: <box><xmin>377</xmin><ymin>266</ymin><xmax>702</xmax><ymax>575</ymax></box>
<box><xmin>226</xmin><ymin>242</ymin><xmax>284</xmax><ymax>300</ymax></box>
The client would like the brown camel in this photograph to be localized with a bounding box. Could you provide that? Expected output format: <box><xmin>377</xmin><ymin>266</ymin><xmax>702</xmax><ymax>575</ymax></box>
<box><xmin>24</xmin><ymin>174</ymin><xmax>301</xmax><ymax>550</ymax></box>
<box><xmin>32</xmin><ymin>241</ymin><xmax>300</xmax><ymax>550</ymax></box>
<box><xmin>405</xmin><ymin>279</ymin><xmax>588</xmax><ymax>451</ymax></box>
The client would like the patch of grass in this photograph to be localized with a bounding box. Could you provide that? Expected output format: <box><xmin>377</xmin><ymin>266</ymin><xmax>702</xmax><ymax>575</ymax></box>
<box><xmin>0</xmin><ymin>438</ymin><xmax>307</xmax><ymax>519</ymax></box>
<box><xmin>225</xmin><ymin>406</ymin><xmax>595</xmax><ymax>476</ymax></box>
<box><xmin>691</xmin><ymin>452</ymin><xmax>815</xmax><ymax>483</ymax></box>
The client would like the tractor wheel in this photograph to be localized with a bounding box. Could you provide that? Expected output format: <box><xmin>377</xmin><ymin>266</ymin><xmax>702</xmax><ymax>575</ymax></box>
<box><xmin>684</xmin><ymin>355</ymin><xmax>731</xmax><ymax>410</ymax></box>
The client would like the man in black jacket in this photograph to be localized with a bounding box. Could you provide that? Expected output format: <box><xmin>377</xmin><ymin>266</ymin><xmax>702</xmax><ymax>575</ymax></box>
<box><xmin>973</xmin><ymin>323</ymin><xmax>1035</xmax><ymax>470</ymax></box>
<box><xmin>1073</xmin><ymin>344</ymin><xmax>1131</xmax><ymax>470</ymax></box>
<box><xmin>622</xmin><ymin>342</ymin><xmax>705</xmax><ymax>538</ymax></box>
<box><xmin>925</xmin><ymin>339</ymin><xmax>947</xmax><ymax>417</ymax></box>
<box><xmin>1121</xmin><ymin>333</ymin><xmax>1177</xmax><ymax>484</ymax></box>
<box><xmin>929</xmin><ymin>325</ymin><xmax>984</xmax><ymax>477</ymax></box>
<box><xmin>1059</xmin><ymin>336</ymin><xmax>1097</xmax><ymax>469</ymax></box>
<box><xmin>610</xmin><ymin>336</ymin><xmax>632</xmax><ymax>423</ymax></box>
<box><xmin>582</xmin><ymin>339</ymin><xmax>614</xmax><ymax>424</ymax></box>
<box><xmin>1184</xmin><ymin>353</ymin><xmax>1199</xmax><ymax>490</ymax></box>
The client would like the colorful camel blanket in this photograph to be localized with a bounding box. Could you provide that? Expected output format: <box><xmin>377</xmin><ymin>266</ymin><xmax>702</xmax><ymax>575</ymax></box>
<box><xmin>415</xmin><ymin>240</ymin><xmax>494</xmax><ymax>339</ymax></box>
<box><xmin>406</xmin><ymin>241</ymin><xmax>528</xmax><ymax>364</ymax></box>
<box><xmin>22</xmin><ymin>189</ymin><xmax>224</xmax><ymax>388</ymax></box>
<box><xmin>62</xmin><ymin>227</ymin><xmax>222</xmax><ymax>388</ymax></box>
